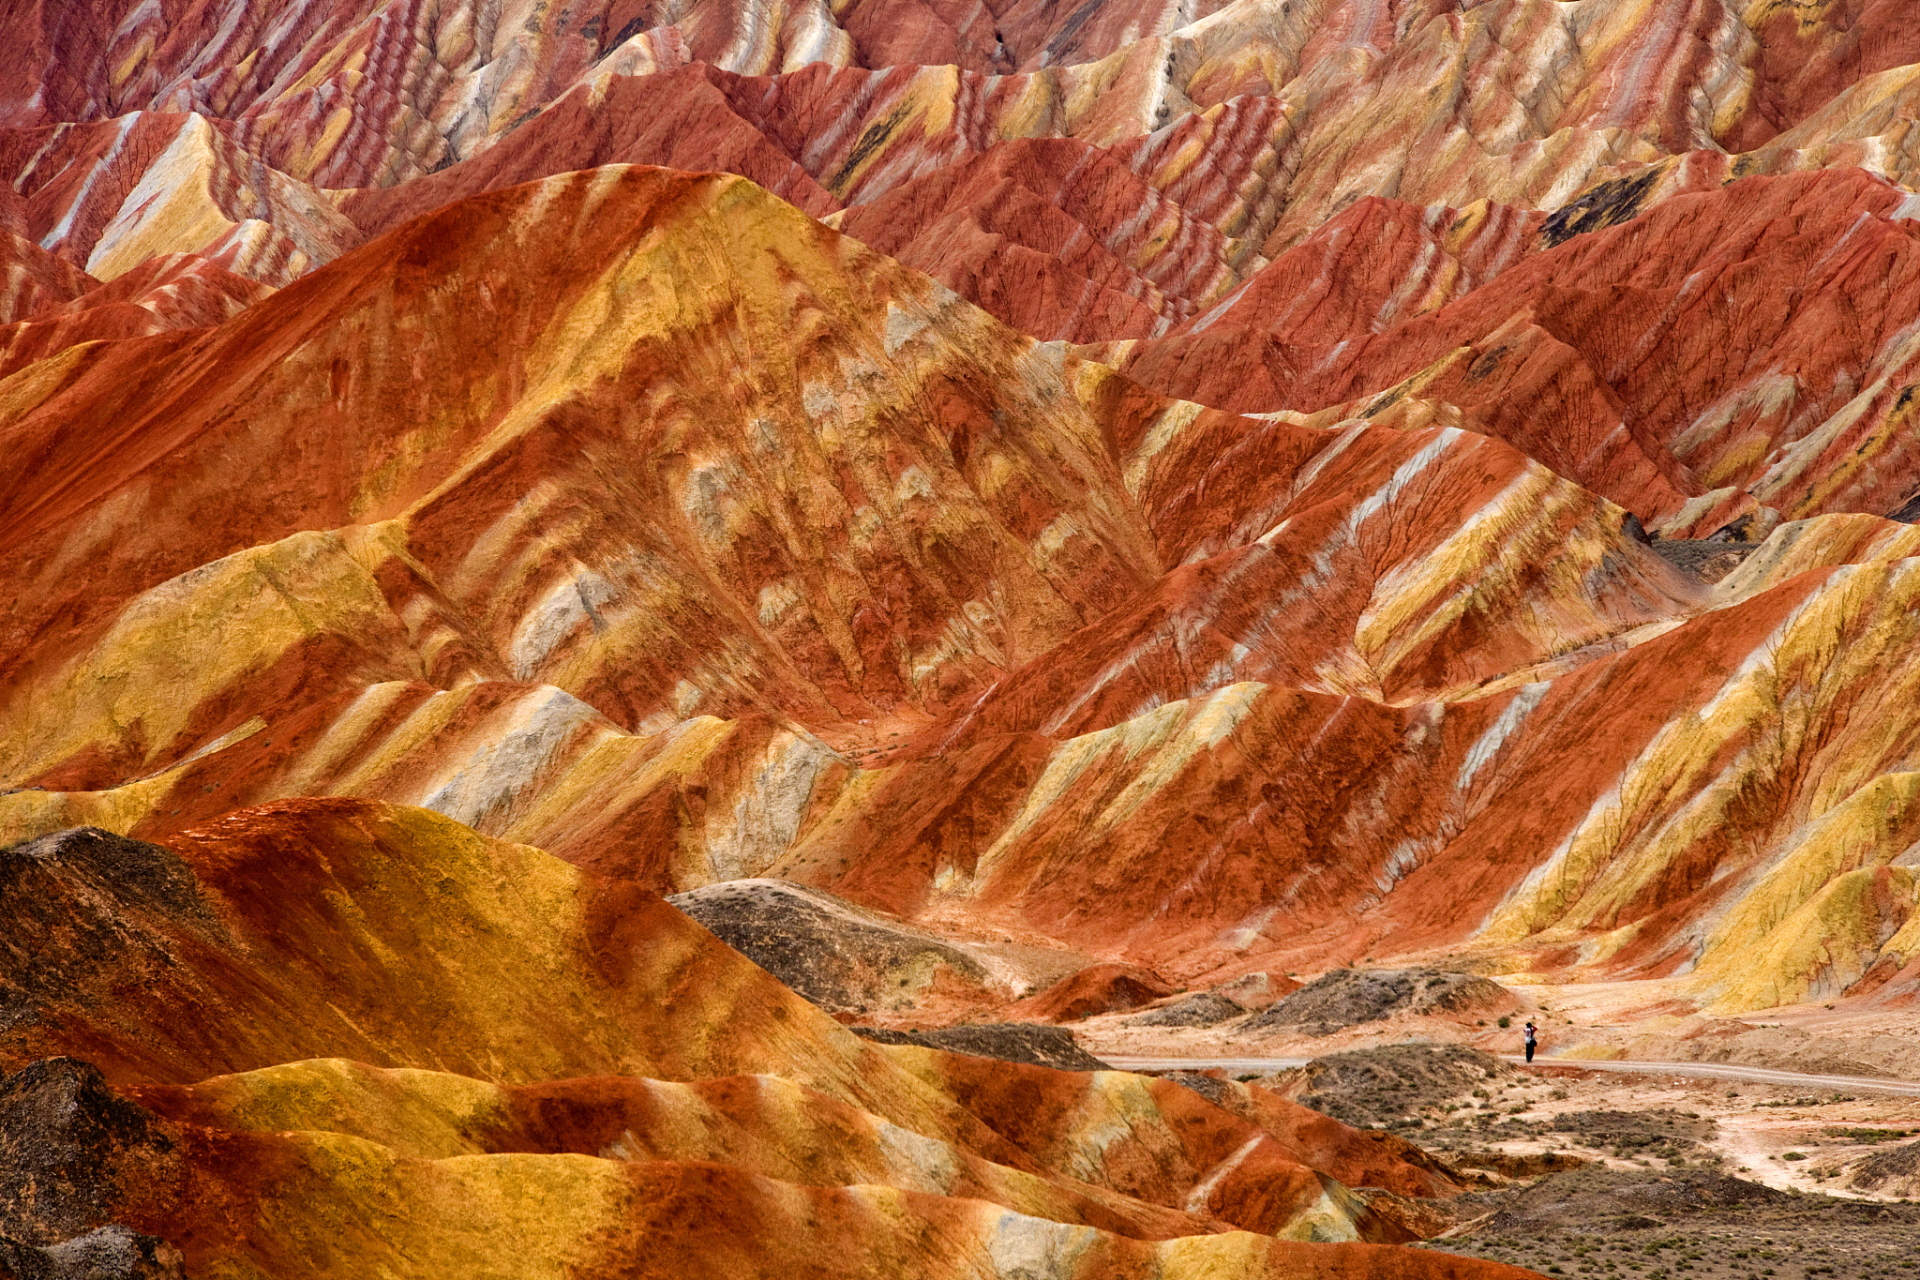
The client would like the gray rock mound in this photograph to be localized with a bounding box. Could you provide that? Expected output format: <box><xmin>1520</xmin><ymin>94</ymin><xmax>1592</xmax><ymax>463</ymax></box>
<box><xmin>0</xmin><ymin>1225</ymin><xmax>185</xmax><ymax>1280</ymax></box>
<box><xmin>1649</xmin><ymin>538</ymin><xmax>1757</xmax><ymax>582</ymax></box>
<box><xmin>851</xmin><ymin>1023</ymin><xmax>1109</xmax><ymax>1072</ymax></box>
<box><xmin>0</xmin><ymin>1059</ymin><xmax>168</xmax><ymax>1246</ymax></box>
<box><xmin>1548</xmin><ymin>1108</ymin><xmax>1716</xmax><ymax>1159</ymax></box>
<box><xmin>0</xmin><ymin>1059</ymin><xmax>183</xmax><ymax>1279</ymax></box>
<box><xmin>1245</xmin><ymin>968</ymin><xmax>1511</xmax><ymax>1035</ymax></box>
<box><xmin>1291</xmin><ymin>1042</ymin><xmax>1511</xmax><ymax>1128</ymax></box>
<box><xmin>1466</xmin><ymin>1166</ymin><xmax>1788</xmax><ymax>1234</ymax></box>
<box><xmin>1129</xmin><ymin>992</ymin><xmax>1245</xmax><ymax>1027</ymax></box>
<box><xmin>668</xmin><ymin>879</ymin><xmax>990</xmax><ymax>1012</ymax></box>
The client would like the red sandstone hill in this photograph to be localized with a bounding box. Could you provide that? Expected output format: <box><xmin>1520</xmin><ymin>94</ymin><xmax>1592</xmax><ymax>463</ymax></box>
<box><xmin>8</xmin><ymin>1</ymin><xmax>1920</xmax><ymax>1275</ymax></box>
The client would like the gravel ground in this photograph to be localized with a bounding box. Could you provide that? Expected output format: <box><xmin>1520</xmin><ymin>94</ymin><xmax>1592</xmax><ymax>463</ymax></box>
<box><xmin>1422</xmin><ymin>1196</ymin><xmax>1920</xmax><ymax>1279</ymax></box>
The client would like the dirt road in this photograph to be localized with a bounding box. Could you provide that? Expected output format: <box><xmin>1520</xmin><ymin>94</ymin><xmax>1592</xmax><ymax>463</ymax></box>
<box><xmin>1100</xmin><ymin>1054</ymin><xmax>1920</xmax><ymax>1094</ymax></box>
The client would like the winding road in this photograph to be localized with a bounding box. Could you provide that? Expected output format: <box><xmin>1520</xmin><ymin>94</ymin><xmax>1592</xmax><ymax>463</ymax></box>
<box><xmin>1099</xmin><ymin>1054</ymin><xmax>1920</xmax><ymax>1096</ymax></box>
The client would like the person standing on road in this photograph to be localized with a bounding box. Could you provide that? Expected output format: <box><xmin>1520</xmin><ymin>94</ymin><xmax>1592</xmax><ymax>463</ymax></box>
<box><xmin>1523</xmin><ymin>1021</ymin><xmax>1538</xmax><ymax>1063</ymax></box>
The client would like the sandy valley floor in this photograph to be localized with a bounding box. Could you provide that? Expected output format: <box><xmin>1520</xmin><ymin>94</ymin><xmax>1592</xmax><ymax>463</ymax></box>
<box><xmin>1062</xmin><ymin>977</ymin><xmax>1920</xmax><ymax>1278</ymax></box>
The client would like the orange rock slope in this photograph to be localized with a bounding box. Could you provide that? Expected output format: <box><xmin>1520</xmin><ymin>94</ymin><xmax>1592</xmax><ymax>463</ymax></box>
<box><xmin>3</xmin><ymin>158</ymin><xmax>1909</xmax><ymax>1018</ymax></box>
<box><xmin>11</xmin><ymin>0</ymin><xmax>1920</xmax><ymax>1273</ymax></box>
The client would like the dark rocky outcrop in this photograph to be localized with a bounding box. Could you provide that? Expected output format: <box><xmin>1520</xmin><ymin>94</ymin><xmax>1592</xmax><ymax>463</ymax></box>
<box><xmin>668</xmin><ymin>879</ymin><xmax>992</xmax><ymax>1013</ymax></box>
<box><xmin>1539</xmin><ymin>169</ymin><xmax>1663</xmax><ymax>246</ymax></box>
<box><xmin>0</xmin><ymin>1060</ymin><xmax>181</xmax><ymax>1280</ymax></box>
<box><xmin>0</xmin><ymin>1225</ymin><xmax>184</xmax><ymax>1280</ymax></box>
<box><xmin>0</xmin><ymin>829</ymin><xmax>225</xmax><ymax>1042</ymax></box>
<box><xmin>1129</xmin><ymin>992</ymin><xmax>1246</xmax><ymax>1028</ymax></box>
<box><xmin>852</xmin><ymin>1023</ymin><xmax>1110</xmax><ymax>1072</ymax></box>
<box><xmin>0</xmin><ymin>1059</ymin><xmax>170</xmax><ymax>1245</ymax></box>
<box><xmin>1465</xmin><ymin>1166</ymin><xmax>1789</xmax><ymax>1234</ymax></box>
<box><xmin>1245</xmin><ymin>970</ymin><xmax>1513</xmax><ymax>1036</ymax></box>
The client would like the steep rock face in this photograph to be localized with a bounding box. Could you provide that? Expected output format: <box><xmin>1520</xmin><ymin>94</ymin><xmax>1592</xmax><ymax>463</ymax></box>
<box><xmin>0</xmin><ymin>193</ymin><xmax>1701</xmax><ymax>996</ymax></box>
<box><xmin>0</xmin><ymin>169</ymin><xmax>1700</xmax><ymax>775</ymax></box>
<box><xmin>0</xmin><ymin>0</ymin><xmax>1236</xmax><ymax>185</ymax></box>
<box><xmin>338</xmin><ymin>65</ymin><xmax>845</xmax><ymax>229</ymax></box>
<box><xmin>0</xmin><ymin>0</ymin><xmax>1909</xmax><ymax>348</ymax></box>
<box><xmin>336</xmin><ymin>62</ymin><xmax>1287</xmax><ymax>341</ymax></box>
<box><xmin>250</xmin><ymin>18</ymin><xmax>1920</xmax><ymax>538</ymax></box>
<box><xmin>311</xmin><ymin>12</ymin><xmax>1918</xmax><ymax>347</ymax></box>
<box><xmin>1727</xmin><ymin>0</ymin><xmax>1920</xmax><ymax>149</ymax></box>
